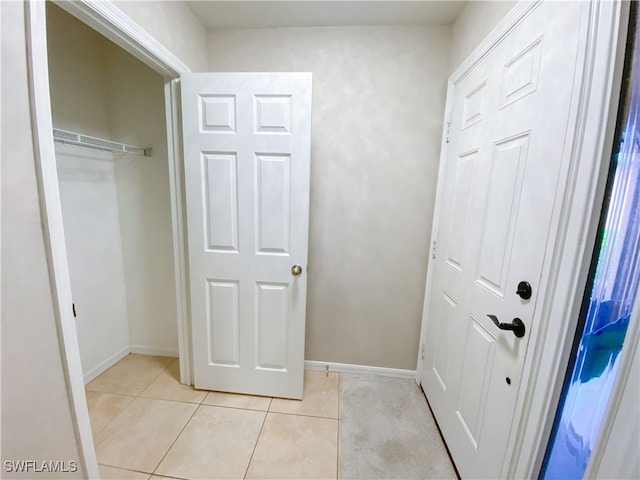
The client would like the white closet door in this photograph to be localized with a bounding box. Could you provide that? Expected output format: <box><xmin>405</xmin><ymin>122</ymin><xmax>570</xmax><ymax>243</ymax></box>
<box><xmin>181</xmin><ymin>73</ymin><xmax>312</xmax><ymax>399</ymax></box>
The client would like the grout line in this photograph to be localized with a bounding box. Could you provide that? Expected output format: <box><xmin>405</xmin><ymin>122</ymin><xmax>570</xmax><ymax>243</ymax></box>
<box><xmin>87</xmin><ymin>395</ymin><xmax>139</xmax><ymax>451</ymax></box>
<box><xmin>97</xmin><ymin>463</ymin><xmax>160</xmax><ymax>478</ymax></box>
<box><xmin>146</xmin><ymin>470</ymin><xmax>189</xmax><ymax>480</ymax></box>
<box><xmin>148</xmin><ymin>472</ymin><xmax>190</xmax><ymax>480</ymax></box>
<box><xmin>337</xmin><ymin>372</ymin><xmax>341</xmax><ymax>480</ymax></box>
<box><xmin>198</xmin><ymin>388</ymin><xmax>208</xmax><ymax>405</ymax></box>
<box><xmin>338</xmin><ymin>372</ymin><xmax>342</xmax><ymax>421</ymax></box>
<box><xmin>243</xmin><ymin>408</ymin><xmax>269</xmax><ymax>480</ymax></box>
<box><xmin>198</xmin><ymin>403</ymin><xmax>271</xmax><ymax>414</ymax></box>
<box><xmin>263</xmin><ymin>410</ymin><xmax>339</xmax><ymax>420</ymax></box>
<box><xmin>150</xmin><ymin>403</ymin><xmax>200</xmax><ymax>477</ymax></box>
<box><xmin>92</xmin><ymin>355</ymin><xmax>173</xmax><ymax>400</ymax></box>
<box><xmin>136</xmin><ymin>394</ymin><xmax>204</xmax><ymax>405</ymax></box>
<box><xmin>138</xmin><ymin>356</ymin><xmax>175</xmax><ymax>394</ymax></box>
<box><xmin>91</xmin><ymin>393</ymin><xmax>137</xmax><ymax>442</ymax></box>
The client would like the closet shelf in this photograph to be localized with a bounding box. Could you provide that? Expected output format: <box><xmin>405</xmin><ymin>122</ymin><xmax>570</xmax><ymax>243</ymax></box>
<box><xmin>53</xmin><ymin>128</ymin><xmax>152</xmax><ymax>157</ymax></box>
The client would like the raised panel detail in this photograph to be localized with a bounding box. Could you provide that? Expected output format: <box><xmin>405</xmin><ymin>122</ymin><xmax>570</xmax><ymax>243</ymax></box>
<box><xmin>455</xmin><ymin>316</ymin><xmax>496</xmax><ymax>450</ymax></box>
<box><xmin>432</xmin><ymin>291</ymin><xmax>458</xmax><ymax>392</ymax></box>
<box><xmin>199</xmin><ymin>95</ymin><xmax>236</xmax><ymax>133</ymax></box>
<box><xmin>255</xmin><ymin>282</ymin><xmax>289</xmax><ymax>371</ymax></box>
<box><xmin>254</xmin><ymin>95</ymin><xmax>292</xmax><ymax>134</ymax></box>
<box><xmin>206</xmin><ymin>280</ymin><xmax>239</xmax><ymax>366</ymax></box>
<box><xmin>463</xmin><ymin>81</ymin><xmax>487</xmax><ymax>129</ymax></box>
<box><xmin>255</xmin><ymin>154</ymin><xmax>291</xmax><ymax>255</ymax></box>
<box><xmin>475</xmin><ymin>134</ymin><xmax>529</xmax><ymax>296</ymax></box>
<box><xmin>501</xmin><ymin>38</ymin><xmax>543</xmax><ymax>107</ymax></box>
<box><xmin>446</xmin><ymin>150</ymin><xmax>477</xmax><ymax>272</ymax></box>
<box><xmin>202</xmin><ymin>152</ymin><xmax>238</xmax><ymax>252</ymax></box>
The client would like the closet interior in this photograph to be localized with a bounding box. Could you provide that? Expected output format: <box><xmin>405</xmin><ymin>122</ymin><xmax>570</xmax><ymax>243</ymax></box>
<box><xmin>46</xmin><ymin>3</ymin><xmax>179</xmax><ymax>382</ymax></box>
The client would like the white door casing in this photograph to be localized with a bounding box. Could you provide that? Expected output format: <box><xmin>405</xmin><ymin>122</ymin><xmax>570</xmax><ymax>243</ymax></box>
<box><xmin>420</xmin><ymin>2</ymin><xmax>596</xmax><ymax>478</ymax></box>
<box><xmin>181</xmin><ymin>73</ymin><xmax>312</xmax><ymax>399</ymax></box>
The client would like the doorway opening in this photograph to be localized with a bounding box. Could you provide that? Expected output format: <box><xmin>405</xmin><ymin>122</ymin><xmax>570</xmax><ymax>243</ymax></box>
<box><xmin>45</xmin><ymin>2</ymin><xmax>180</xmax><ymax>383</ymax></box>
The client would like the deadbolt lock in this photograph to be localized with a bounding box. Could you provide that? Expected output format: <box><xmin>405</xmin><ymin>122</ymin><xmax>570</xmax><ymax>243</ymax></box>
<box><xmin>516</xmin><ymin>281</ymin><xmax>532</xmax><ymax>300</ymax></box>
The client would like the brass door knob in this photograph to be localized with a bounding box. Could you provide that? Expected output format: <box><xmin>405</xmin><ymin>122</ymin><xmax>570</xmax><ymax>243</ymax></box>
<box><xmin>291</xmin><ymin>265</ymin><xmax>303</xmax><ymax>276</ymax></box>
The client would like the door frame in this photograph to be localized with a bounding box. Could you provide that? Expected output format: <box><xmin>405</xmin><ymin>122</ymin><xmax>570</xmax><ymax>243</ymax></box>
<box><xmin>415</xmin><ymin>1</ymin><xmax>631</xmax><ymax>478</ymax></box>
<box><xmin>25</xmin><ymin>0</ymin><xmax>192</xmax><ymax>474</ymax></box>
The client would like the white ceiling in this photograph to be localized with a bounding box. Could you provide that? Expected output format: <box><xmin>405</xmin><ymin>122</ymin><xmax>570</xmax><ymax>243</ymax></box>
<box><xmin>185</xmin><ymin>1</ymin><xmax>468</xmax><ymax>30</ymax></box>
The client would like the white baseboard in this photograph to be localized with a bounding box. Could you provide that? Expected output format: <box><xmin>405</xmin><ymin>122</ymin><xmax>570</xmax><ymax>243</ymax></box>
<box><xmin>129</xmin><ymin>344</ymin><xmax>179</xmax><ymax>358</ymax></box>
<box><xmin>85</xmin><ymin>353</ymin><xmax>415</xmax><ymax>384</ymax></box>
<box><xmin>83</xmin><ymin>345</ymin><xmax>130</xmax><ymax>384</ymax></box>
<box><xmin>305</xmin><ymin>360</ymin><xmax>416</xmax><ymax>379</ymax></box>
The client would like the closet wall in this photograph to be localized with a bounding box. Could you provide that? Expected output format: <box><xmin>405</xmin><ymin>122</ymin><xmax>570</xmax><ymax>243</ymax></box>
<box><xmin>105</xmin><ymin>33</ymin><xmax>177</xmax><ymax>358</ymax></box>
<box><xmin>46</xmin><ymin>3</ymin><xmax>177</xmax><ymax>380</ymax></box>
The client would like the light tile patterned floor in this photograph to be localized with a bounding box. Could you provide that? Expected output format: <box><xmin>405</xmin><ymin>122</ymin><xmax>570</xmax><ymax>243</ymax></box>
<box><xmin>87</xmin><ymin>355</ymin><xmax>340</xmax><ymax>480</ymax></box>
<box><xmin>87</xmin><ymin>354</ymin><xmax>455</xmax><ymax>480</ymax></box>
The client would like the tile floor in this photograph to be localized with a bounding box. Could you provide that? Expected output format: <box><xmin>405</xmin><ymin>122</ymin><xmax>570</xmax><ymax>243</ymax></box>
<box><xmin>87</xmin><ymin>355</ymin><xmax>339</xmax><ymax>480</ymax></box>
<box><xmin>86</xmin><ymin>354</ymin><xmax>455</xmax><ymax>480</ymax></box>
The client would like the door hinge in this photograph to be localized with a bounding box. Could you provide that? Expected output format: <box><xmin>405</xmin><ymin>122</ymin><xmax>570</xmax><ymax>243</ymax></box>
<box><xmin>432</xmin><ymin>240</ymin><xmax>437</xmax><ymax>260</ymax></box>
<box><xmin>445</xmin><ymin>121</ymin><xmax>452</xmax><ymax>143</ymax></box>
<box><xmin>421</xmin><ymin>343</ymin><xmax>425</xmax><ymax>361</ymax></box>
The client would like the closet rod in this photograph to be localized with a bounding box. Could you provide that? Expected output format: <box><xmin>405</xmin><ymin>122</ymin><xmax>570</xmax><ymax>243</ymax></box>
<box><xmin>52</xmin><ymin>128</ymin><xmax>152</xmax><ymax>157</ymax></box>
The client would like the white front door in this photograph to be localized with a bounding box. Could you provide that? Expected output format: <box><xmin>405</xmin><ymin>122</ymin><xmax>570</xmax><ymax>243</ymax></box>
<box><xmin>181</xmin><ymin>73</ymin><xmax>312</xmax><ymax>399</ymax></box>
<box><xmin>421</xmin><ymin>2</ymin><xmax>589</xmax><ymax>477</ymax></box>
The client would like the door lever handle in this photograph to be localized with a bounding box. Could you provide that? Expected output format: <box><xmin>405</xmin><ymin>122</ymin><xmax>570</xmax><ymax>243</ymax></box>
<box><xmin>487</xmin><ymin>314</ymin><xmax>526</xmax><ymax>338</ymax></box>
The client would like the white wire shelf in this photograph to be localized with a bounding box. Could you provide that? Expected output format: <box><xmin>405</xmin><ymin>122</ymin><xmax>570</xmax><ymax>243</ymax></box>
<box><xmin>52</xmin><ymin>128</ymin><xmax>152</xmax><ymax>157</ymax></box>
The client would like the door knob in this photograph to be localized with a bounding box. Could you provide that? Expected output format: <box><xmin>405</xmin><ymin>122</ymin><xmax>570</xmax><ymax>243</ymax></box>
<box><xmin>487</xmin><ymin>314</ymin><xmax>526</xmax><ymax>338</ymax></box>
<box><xmin>291</xmin><ymin>265</ymin><xmax>303</xmax><ymax>276</ymax></box>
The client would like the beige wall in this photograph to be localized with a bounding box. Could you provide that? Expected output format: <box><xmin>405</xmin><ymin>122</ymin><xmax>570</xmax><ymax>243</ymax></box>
<box><xmin>114</xmin><ymin>0</ymin><xmax>208</xmax><ymax>72</ymax></box>
<box><xmin>450</xmin><ymin>0</ymin><xmax>517</xmax><ymax>73</ymax></box>
<box><xmin>47</xmin><ymin>4</ymin><xmax>111</xmax><ymax>136</ymax></box>
<box><xmin>208</xmin><ymin>26</ymin><xmax>451</xmax><ymax>370</ymax></box>
<box><xmin>105</xmin><ymin>35</ymin><xmax>178</xmax><ymax>356</ymax></box>
<box><xmin>1</xmin><ymin>1</ymin><xmax>84</xmax><ymax>477</ymax></box>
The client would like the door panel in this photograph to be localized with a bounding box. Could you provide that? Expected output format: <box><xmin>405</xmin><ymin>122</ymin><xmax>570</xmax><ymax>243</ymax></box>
<box><xmin>457</xmin><ymin>317</ymin><xmax>496</xmax><ymax>441</ymax></box>
<box><xmin>422</xmin><ymin>2</ymin><xmax>589</xmax><ymax>477</ymax></box>
<box><xmin>206</xmin><ymin>280</ymin><xmax>240</xmax><ymax>366</ymax></box>
<box><xmin>203</xmin><ymin>152</ymin><xmax>239</xmax><ymax>252</ymax></box>
<box><xmin>182</xmin><ymin>73</ymin><xmax>312</xmax><ymax>399</ymax></box>
<box><xmin>446</xmin><ymin>151</ymin><xmax>476</xmax><ymax>272</ymax></box>
<box><xmin>475</xmin><ymin>134</ymin><xmax>529</xmax><ymax>297</ymax></box>
<box><xmin>432</xmin><ymin>291</ymin><xmax>459</xmax><ymax>391</ymax></box>
<box><xmin>255</xmin><ymin>153</ymin><xmax>291</xmax><ymax>254</ymax></box>
<box><xmin>255</xmin><ymin>282</ymin><xmax>290</xmax><ymax>370</ymax></box>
